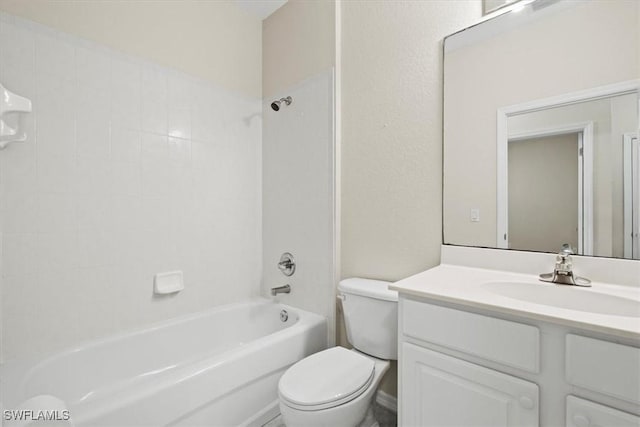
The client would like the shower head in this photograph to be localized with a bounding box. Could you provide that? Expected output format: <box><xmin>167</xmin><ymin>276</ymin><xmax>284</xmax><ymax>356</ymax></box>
<box><xmin>271</xmin><ymin>96</ymin><xmax>292</xmax><ymax>112</ymax></box>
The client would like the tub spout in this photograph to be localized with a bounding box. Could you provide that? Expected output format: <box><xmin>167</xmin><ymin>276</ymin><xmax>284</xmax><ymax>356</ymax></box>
<box><xmin>271</xmin><ymin>284</ymin><xmax>291</xmax><ymax>296</ymax></box>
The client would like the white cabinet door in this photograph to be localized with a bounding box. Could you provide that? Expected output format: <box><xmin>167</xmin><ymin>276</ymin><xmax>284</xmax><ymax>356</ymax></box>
<box><xmin>566</xmin><ymin>395</ymin><xmax>640</xmax><ymax>427</ymax></box>
<box><xmin>566</xmin><ymin>335</ymin><xmax>640</xmax><ymax>405</ymax></box>
<box><xmin>401</xmin><ymin>343</ymin><xmax>539</xmax><ymax>427</ymax></box>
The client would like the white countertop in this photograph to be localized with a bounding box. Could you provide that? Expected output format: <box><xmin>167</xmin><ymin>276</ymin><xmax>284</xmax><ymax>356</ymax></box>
<box><xmin>390</xmin><ymin>264</ymin><xmax>640</xmax><ymax>341</ymax></box>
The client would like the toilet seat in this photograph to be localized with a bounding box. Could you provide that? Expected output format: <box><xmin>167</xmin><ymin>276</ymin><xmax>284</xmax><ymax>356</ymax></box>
<box><xmin>279</xmin><ymin>347</ymin><xmax>375</xmax><ymax>411</ymax></box>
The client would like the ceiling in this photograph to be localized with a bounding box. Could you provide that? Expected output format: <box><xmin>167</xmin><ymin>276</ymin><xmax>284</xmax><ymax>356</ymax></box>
<box><xmin>235</xmin><ymin>0</ymin><xmax>288</xmax><ymax>20</ymax></box>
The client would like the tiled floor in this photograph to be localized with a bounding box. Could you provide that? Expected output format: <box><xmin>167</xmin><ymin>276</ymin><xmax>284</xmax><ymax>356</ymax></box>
<box><xmin>262</xmin><ymin>401</ymin><xmax>397</xmax><ymax>427</ymax></box>
<box><xmin>373</xmin><ymin>401</ymin><xmax>398</xmax><ymax>427</ymax></box>
<box><xmin>262</xmin><ymin>414</ymin><xmax>285</xmax><ymax>427</ymax></box>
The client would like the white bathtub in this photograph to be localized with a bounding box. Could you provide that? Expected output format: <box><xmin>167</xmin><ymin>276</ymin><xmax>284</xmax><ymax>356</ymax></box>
<box><xmin>1</xmin><ymin>299</ymin><xmax>327</xmax><ymax>427</ymax></box>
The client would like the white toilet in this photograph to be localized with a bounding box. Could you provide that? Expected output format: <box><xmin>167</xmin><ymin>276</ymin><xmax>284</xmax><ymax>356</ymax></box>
<box><xmin>278</xmin><ymin>278</ymin><xmax>398</xmax><ymax>427</ymax></box>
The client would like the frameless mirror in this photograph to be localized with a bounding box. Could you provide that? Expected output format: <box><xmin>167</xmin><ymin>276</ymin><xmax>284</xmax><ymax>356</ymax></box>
<box><xmin>443</xmin><ymin>0</ymin><xmax>639</xmax><ymax>259</ymax></box>
<box><xmin>483</xmin><ymin>0</ymin><xmax>519</xmax><ymax>15</ymax></box>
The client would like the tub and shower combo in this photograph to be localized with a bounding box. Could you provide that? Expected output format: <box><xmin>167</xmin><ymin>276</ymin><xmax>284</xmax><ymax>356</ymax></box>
<box><xmin>1</xmin><ymin>299</ymin><xmax>327</xmax><ymax>426</ymax></box>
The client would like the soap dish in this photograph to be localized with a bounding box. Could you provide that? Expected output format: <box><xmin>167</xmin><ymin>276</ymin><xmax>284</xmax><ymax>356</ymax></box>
<box><xmin>154</xmin><ymin>271</ymin><xmax>184</xmax><ymax>294</ymax></box>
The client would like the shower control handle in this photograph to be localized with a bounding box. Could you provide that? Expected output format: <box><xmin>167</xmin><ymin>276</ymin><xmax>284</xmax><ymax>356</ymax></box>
<box><xmin>278</xmin><ymin>259</ymin><xmax>293</xmax><ymax>269</ymax></box>
<box><xmin>278</xmin><ymin>252</ymin><xmax>296</xmax><ymax>276</ymax></box>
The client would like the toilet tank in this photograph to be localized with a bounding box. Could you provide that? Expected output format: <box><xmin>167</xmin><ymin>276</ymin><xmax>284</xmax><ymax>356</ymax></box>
<box><xmin>338</xmin><ymin>278</ymin><xmax>398</xmax><ymax>360</ymax></box>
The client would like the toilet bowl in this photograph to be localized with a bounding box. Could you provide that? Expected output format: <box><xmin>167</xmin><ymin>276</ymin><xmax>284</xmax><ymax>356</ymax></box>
<box><xmin>279</xmin><ymin>347</ymin><xmax>389</xmax><ymax>427</ymax></box>
<box><xmin>278</xmin><ymin>278</ymin><xmax>397</xmax><ymax>427</ymax></box>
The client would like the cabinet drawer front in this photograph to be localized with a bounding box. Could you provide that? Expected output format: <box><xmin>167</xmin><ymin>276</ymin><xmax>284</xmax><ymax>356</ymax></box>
<box><xmin>401</xmin><ymin>343</ymin><xmax>539</xmax><ymax>427</ymax></box>
<box><xmin>566</xmin><ymin>395</ymin><xmax>640</xmax><ymax>427</ymax></box>
<box><xmin>566</xmin><ymin>334</ymin><xmax>640</xmax><ymax>404</ymax></box>
<box><xmin>403</xmin><ymin>299</ymin><xmax>540</xmax><ymax>373</ymax></box>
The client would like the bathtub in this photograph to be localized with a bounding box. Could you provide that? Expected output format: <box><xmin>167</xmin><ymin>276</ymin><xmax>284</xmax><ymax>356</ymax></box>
<box><xmin>1</xmin><ymin>299</ymin><xmax>327</xmax><ymax>426</ymax></box>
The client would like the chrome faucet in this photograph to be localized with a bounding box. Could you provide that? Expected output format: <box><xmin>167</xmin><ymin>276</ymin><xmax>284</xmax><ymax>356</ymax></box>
<box><xmin>271</xmin><ymin>284</ymin><xmax>291</xmax><ymax>296</ymax></box>
<box><xmin>277</xmin><ymin>252</ymin><xmax>296</xmax><ymax>277</ymax></box>
<box><xmin>539</xmin><ymin>244</ymin><xmax>591</xmax><ymax>287</ymax></box>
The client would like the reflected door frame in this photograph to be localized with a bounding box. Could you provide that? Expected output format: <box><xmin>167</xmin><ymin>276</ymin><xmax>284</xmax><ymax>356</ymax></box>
<box><xmin>504</xmin><ymin>123</ymin><xmax>593</xmax><ymax>255</ymax></box>
<box><xmin>496</xmin><ymin>79</ymin><xmax>639</xmax><ymax>255</ymax></box>
<box><xmin>623</xmin><ymin>132</ymin><xmax>640</xmax><ymax>259</ymax></box>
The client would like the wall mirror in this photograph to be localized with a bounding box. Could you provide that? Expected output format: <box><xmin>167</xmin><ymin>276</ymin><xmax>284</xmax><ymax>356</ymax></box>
<box><xmin>483</xmin><ymin>0</ymin><xmax>519</xmax><ymax>15</ymax></box>
<box><xmin>443</xmin><ymin>0</ymin><xmax>639</xmax><ymax>259</ymax></box>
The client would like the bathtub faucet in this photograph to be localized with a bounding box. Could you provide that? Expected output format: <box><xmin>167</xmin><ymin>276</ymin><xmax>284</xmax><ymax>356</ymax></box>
<box><xmin>271</xmin><ymin>284</ymin><xmax>291</xmax><ymax>296</ymax></box>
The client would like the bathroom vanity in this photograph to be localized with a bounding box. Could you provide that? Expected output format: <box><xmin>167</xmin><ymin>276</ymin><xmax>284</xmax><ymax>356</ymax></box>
<box><xmin>392</xmin><ymin>246</ymin><xmax>640</xmax><ymax>427</ymax></box>
<box><xmin>407</xmin><ymin>0</ymin><xmax>640</xmax><ymax>422</ymax></box>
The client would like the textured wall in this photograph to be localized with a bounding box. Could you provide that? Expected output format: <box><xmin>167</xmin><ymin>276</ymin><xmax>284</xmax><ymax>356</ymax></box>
<box><xmin>0</xmin><ymin>14</ymin><xmax>262</xmax><ymax>361</ymax></box>
<box><xmin>341</xmin><ymin>1</ymin><xmax>481</xmax><ymax>282</ymax></box>
<box><xmin>0</xmin><ymin>0</ymin><xmax>262</xmax><ymax>98</ymax></box>
<box><xmin>339</xmin><ymin>0</ymin><xmax>481</xmax><ymax>398</ymax></box>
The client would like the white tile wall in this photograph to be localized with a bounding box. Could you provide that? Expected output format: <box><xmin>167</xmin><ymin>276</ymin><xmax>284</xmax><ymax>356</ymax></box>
<box><xmin>0</xmin><ymin>13</ymin><xmax>262</xmax><ymax>362</ymax></box>
<box><xmin>262</xmin><ymin>71</ymin><xmax>336</xmax><ymax>345</ymax></box>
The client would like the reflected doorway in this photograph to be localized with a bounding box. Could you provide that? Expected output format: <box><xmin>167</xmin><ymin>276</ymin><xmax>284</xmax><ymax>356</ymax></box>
<box><xmin>508</xmin><ymin>132</ymin><xmax>581</xmax><ymax>253</ymax></box>
<box><xmin>498</xmin><ymin>119</ymin><xmax>594</xmax><ymax>255</ymax></box>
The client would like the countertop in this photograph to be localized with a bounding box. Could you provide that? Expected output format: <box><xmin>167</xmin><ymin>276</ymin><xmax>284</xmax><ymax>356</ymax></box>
<box><xmin>390</xmin><ymin>264</ymin><xmax>640</xmax><ymax>341</ymax></box>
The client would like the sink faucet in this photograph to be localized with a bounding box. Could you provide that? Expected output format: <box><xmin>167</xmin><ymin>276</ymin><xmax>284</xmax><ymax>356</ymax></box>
<box><xmin>539</xmin><ymin>244</ymin><xmax>591</xmax><ymax>287</ymax></box>
<box><xmin>271</xmin><ymin>284</ymin><xmax>291</xmax><ymax>296</ymax></box>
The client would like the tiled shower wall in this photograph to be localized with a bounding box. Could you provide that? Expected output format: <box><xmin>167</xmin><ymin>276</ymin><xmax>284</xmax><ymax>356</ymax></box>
<box><xmin>0</xmin><ymin>14</ymin><xmax>262</xmax><ymax>361</ymax></box>
<box><xmin>262</xmin><ymin>71</ymin><xmax>335</xmax><ymax>345</ymax></box>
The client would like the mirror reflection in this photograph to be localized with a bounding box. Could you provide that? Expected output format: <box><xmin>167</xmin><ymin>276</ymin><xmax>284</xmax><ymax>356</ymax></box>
<box><xmin>505</xmin><ymin>93</ymin><xmax>638</xmax><ymax>257</ymax></box>
<box><xmin>443</xmin><ymin>0</ymin><xmax>639</xmax><ymax>259</ymax></box>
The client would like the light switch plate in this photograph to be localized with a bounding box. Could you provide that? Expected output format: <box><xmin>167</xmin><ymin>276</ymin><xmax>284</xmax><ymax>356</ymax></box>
<box><xmin>470</xmin><ymin>208</ymin><xmax>481</xmax><ymax>222</ymax></box>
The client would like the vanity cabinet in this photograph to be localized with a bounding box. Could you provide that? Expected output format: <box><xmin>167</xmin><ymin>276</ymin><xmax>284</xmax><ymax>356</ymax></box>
<box><xmin>398</xmin><ymin>296</ymin><xmax>640</xmax><ymax>427</ymax></box>
<box><xmin>565</xmin><ymin>334</ymin><xmax>640</xmax><ymax>405</ymax></box>
<box><xmin>402</xmin><ymin>342</ymin><xmax>539</xmax><ymax>426</ymax></box>
<box><xmin>567</xmin><ymin>396</ymin><xmax>640</xmax><ymax>427</ymax></box>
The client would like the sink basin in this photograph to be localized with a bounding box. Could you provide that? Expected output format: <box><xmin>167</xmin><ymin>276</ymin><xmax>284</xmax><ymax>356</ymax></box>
<box><xmin>482</xmin><ymin>281</ymin><xmax>640</xmax><ymax>317</ymax></box>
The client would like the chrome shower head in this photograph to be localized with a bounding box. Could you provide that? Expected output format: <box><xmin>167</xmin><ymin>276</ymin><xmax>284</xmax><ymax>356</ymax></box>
<box><xmin>271</xmin><ymin>96</ymin><xmax>292</xmax><ymax>111</ymax></box>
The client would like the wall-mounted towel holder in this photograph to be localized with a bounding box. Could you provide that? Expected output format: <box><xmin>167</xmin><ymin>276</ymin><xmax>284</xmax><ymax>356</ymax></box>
<box><xmin>0</xmin><ymin>82</ymin><xmax>33</xmax><ymax>150</ymax></box>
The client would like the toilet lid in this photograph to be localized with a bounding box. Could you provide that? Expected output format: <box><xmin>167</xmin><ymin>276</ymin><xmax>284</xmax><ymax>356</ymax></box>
<box><xmin>279</xmin><ymin>347</ymin><xmax>375</xmax><ymax>410</ymax></box>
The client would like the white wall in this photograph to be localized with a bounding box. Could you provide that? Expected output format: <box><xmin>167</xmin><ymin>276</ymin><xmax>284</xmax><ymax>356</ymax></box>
<box><xmin>262</xmin><ymin>0</ymin><xmax>335</xmax><ymax>99</ymax></box>
<box><xmin>0</xmin><ymin>0</ymin><xmax>262</xmax><ymax>98</ymax></box>
<box><xmin>0</xmin><ymin>13</ymin><xmax>262</xmax><ymax>362</ymax></box>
